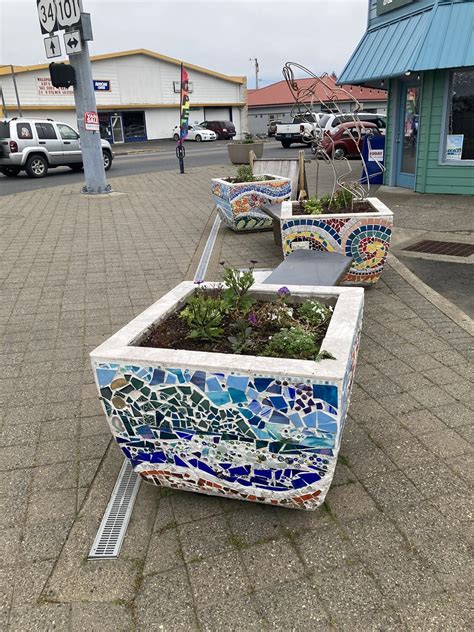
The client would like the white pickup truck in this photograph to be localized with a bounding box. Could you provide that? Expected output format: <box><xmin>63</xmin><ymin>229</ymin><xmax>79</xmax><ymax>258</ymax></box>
<box><xmin>275</xmin><ymin>114</ymin><xmax>321</xmax><ymax>148</ymax></box>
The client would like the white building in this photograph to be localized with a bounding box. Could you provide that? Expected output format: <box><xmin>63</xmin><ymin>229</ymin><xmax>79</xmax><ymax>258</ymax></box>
<box><xmin>0</xmin><ymin>49</ymin><xmax>246</xmax><ymax>143</ymax></box>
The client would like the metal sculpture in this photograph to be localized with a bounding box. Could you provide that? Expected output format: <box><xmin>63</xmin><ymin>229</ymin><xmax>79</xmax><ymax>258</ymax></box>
<box><xmin>282</xmin><ymin>62</ymin><xmax>384</xmax><ymax>204</ymax></box>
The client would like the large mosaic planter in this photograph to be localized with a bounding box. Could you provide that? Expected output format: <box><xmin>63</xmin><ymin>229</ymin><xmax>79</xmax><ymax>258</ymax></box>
<box><xmin>281</xmin><ymin>197</ymin><xmax>393</xmax><ymax>285</ymax></box>
<box><xmin>212</xmin><ymin>175</ymin><xmax>291</xmax><ymax>232</ymax></box>
<box><xmin>91</xmin><ymin>282</ymin><xmax>364</xmax><ymax>510</ymax></box>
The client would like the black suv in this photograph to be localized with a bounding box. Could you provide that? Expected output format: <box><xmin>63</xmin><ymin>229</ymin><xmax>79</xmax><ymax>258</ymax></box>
<box><xmin>200</xmin><ymin>120</ymin><xmax>236</xmax><ymax>140</ymax></box>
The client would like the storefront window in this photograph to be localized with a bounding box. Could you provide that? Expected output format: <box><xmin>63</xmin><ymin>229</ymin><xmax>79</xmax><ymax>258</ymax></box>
<box><xmin>445</xmin><ymin>69</ymin><xmax>474</xmax><ymax>161</ymax></box>
<box><xmin>122</xmin><ymin>111</ymin><xmax>147</xmax><ymax>142</ymax></box>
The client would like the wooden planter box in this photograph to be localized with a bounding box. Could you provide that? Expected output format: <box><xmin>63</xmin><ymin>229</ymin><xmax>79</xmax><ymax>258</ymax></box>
<box><xmin>212</xmin><ymin>175</ymin><xmax>292</xmax><ymax>232</ymax></box>
<box><xmin>280</xmin><ymin>197</ymin><xmax>393</xmax><ymax>285</ymax></box>
<box><xmin>90</xmin><ymin>281</ymin><xmax>364</xmax><ymax>511</ymax></box>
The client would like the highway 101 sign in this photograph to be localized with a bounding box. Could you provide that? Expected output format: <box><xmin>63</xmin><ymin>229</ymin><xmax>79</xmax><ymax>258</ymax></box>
<box><xmin>37</xmin><ymin>0</ymin><xmax>83</xmax><ymax>34</ymax></box>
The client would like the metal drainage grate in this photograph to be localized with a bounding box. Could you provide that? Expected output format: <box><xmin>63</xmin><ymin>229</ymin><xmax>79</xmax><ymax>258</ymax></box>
<box><xmin>88</xmin><ymin>460</ymin><xmax>141</xmax><ymax>560</ymax></box>
<box><xmin>403</xmin><ymin>240</ymin><xmax>474</xmax><ymax>257</ymax></box>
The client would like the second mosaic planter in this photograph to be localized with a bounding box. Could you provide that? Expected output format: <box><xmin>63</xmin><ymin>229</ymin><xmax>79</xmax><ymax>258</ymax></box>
<box><xmin>91</xmin><ymin>282</ymin><xmax>364</xmax><ymax>511</ymax></box>
<box><xmin>280</xmin><ymin>197</ymin><xmax>393</xmax><ymax>285</ymax></box>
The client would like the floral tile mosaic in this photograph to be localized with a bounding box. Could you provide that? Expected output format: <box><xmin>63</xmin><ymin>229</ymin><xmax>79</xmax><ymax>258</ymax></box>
<box><xmin>212</xmin><ymin>176</ymin><xmax>291</xmax><ymax>232</ymax></box>
<box><xmin>281</xmin><ymin>212</ymin><xmax>393</xmax><ymax>286</ymax></box>
<box><xmin>93</xmin><ymin>363</ymin><xmax>357</xmax><ymax>510</ymax></box>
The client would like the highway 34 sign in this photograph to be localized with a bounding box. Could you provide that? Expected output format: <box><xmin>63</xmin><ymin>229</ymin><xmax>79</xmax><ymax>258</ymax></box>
<box><xmin>37</xmin><ymin>0</ymin><xmax>83</xmax><ymax>34</ymax></box>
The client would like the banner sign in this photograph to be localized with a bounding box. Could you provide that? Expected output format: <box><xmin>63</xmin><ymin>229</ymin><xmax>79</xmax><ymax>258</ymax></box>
<box><xmin>93</xmin><ymin>80</ymin><xmax>110</xmax><ymax>91</ymax></box>
<box><xmin>37</xmin><ymin>77</ymin><xmax>71</xmax><ymax>95</ymax></box>
<box><xmin>377</xmin><ymin>0</ymin><xmax>415</xmax><ymax>16</ymax></box>
<box><xmin>84</xmin><ymin>111</ymin><xmax>100</xmax><ymax>131</ymax></box>
<box><xmin>179</xmin><ymin>64</ymin><xmax>190</xmax><ymax>141</ymax></box>
<box><xmin>445</xmin><ymin>134</ymin><xmax>464</xmax><ymax>161</ymax></box>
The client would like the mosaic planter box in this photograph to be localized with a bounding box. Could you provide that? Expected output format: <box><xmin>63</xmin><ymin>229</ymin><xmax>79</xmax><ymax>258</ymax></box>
<box><xmin>91</xmin><ymin>282</ymin><xmax>364</xmax><ymax>510</ymax></box>
<box><xmin>212</xmin><ymin>175</ymin><xmax>291</xmax><ymax>232</ymax></box>
<box><xmin>280</xmin><ymin>197</ymin><xmax>393</xmax><ymax>285</ymax></box>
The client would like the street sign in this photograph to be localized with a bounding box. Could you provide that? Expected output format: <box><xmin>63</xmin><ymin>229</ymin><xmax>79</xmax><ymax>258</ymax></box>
<box><xmin>44</xmin><ymin>35</ymin><xmax>61</xmax><ymax>59</ymax></box>
<box><xmin>55</xmin><ymin>0</ymin><xmax>83</xmax><ymax>28</ymax></box>
<box><xmin>64</xmin><ymin>30</ymin><xmax>82</xmax><ymax>55</ymax></box>
<box><xmin>84</xmin><ymin>111</ymin><xmax>100</xmax><ymax>131</ymax></box>
<box><xmin>37</xmin><ymin>0</ymin><xmax>57</xmax><ymax>34</ymax></box>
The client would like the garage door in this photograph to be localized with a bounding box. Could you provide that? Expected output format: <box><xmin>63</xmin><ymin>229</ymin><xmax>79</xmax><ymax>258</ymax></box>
<box><xmin>203</xmin><ymin>107</ymin><xmax>232</xmax><ymax>121</ymax></box>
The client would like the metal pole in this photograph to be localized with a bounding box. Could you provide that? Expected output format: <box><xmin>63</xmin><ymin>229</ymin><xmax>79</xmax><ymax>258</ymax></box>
<box><xmin>255</xmin><ymin>58</ymin><xmax>259</xmax><ymax>90</ymax></box>
<box><xmin>10</xmin><ymin>65</ymin><xmax>22</xmax><ymax>116</ymax></box>
<box><xmin>0</xmin><ymin>85</ymin><xmax>7</xmax><ymax>118</ymax></box>
<box><xmin>68</xmin><ymin>38</ymin><xmax>109</xmax><ymax>194</ymax></box>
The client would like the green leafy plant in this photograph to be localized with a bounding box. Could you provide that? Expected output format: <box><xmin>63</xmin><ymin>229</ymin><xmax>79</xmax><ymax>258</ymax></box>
<box><xmin>303</xmin><ymin>189</ymin><xmax>354</xmax><ymax>214</ymax></box>
<box><xmin>234</xmin><ymin>164</ymin><xmax>254</xmax><ymax>183</ymax></box>
<box><xmin>222</xmin><ymin>266</ymin><xmax>255</xmax><ymax>315</ymax></box>
<box><xmin>262</xmin><ymin>327</ymin><xmax>319</xmax><ymax>360</ymax></box>
<box><xmin>303</xmin><ymin>196</ymin><xmax>324</xmax><ymax>215</ymax></box>
<box><xmin>228</xmin><ymin>318</ymin><xmax>254</xmax><ymax>354</ymax></box>
<box><xmin>297</xmin><ymin>300</ymin><xmax>332</xmax><ymax>328</ymax></box>
<box><xmin>179</xmin><ymin>293</ymin><xmax>224</xmax><ymax>340</ymax></box>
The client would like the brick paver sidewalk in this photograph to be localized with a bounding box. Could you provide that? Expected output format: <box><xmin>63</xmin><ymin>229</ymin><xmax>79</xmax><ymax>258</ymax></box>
<box><xmin>0</xmin><ymin>165</ymin><xmax>472</xmax><ymax>630</ymax></box>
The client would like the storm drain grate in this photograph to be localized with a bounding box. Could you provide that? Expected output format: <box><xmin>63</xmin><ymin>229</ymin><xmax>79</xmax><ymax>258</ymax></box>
<box><xmin>88</xmin><ymin>460</ymin><xmax>141</xmax><ymax>560</ymax></box>
<box><xmin>403</xmin><ymin>240</ymin><xmax>474</xmax><ymax>257</ymax></box>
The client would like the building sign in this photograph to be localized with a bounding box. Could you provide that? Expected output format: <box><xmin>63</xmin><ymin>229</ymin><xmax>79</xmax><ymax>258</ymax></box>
<box><xmin>173</xmin><ymin>80</ymin><xmax>193</xmax><ymax>93</ymax></box>
<box><xmin>84</xmin><ymin>111</ymin><xmax>100</xmax><ymax>131</ymax></box>
<box><xmin>445</xmin><ymin>135</ymin><xmax>464</xmax><ymax>161</ymax></box>
<box><xmin>377</xmin><ymin>0</ymin><xmax>415</xmax><ymax>16</ymax></box>
<box><xmin>37</xmin><ymin>77</ymin><xmax>71</xmax><ymax>95</ymax></box>
<box><xmin>93</xmin><ymin>80</ymin><xmax>111</xmax><ymax>91</ymax></box>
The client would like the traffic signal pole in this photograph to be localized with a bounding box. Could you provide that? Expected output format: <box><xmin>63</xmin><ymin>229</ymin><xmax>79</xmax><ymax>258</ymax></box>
<box><xmin>68</xmin><ymin>37</ymin><xmax>109</xmax><ymax>194</ymax></box>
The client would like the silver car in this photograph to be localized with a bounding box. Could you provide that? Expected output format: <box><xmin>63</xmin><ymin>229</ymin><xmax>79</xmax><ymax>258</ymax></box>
<box><xmin>0</xmin><ymin>117</ymin><xmax>114</xmax><ymax>178</ymax></box>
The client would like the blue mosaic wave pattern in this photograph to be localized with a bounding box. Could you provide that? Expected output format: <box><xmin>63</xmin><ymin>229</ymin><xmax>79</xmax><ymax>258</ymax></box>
<box><xmin>94</xmin><ymin>363</ymin><xmax>344</xmax><ymax>509</ymax></box>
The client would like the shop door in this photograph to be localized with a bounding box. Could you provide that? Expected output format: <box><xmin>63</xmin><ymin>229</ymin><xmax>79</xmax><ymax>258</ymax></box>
<box><xmin>111</xmin><ymin>115</ymin><xmax>124</xmax><ymax>143</ymax></box>
<box><xmin>395</xmin><ymin>83</ymin><xmax>420</xmax><ymax>188</ymax></box>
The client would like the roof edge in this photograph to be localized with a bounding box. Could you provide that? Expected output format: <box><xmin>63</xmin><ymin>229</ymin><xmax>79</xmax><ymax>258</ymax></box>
<box><xmin>0</xmin><ymin>49</ymin><xmax>245</xmax><ymax>84</ymax></box>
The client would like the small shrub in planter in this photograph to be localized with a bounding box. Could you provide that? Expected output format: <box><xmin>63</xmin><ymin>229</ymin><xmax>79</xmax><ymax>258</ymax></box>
<box><xmin>212</xmin><ymin>165</ymin><xmax>292</xmax><ymax>232</ymax></box>
<box><xmin>280</xmin><ymin>190</ymin><xmax>393</xmax><ymax>286</ymax></box>
<box><xmin>91</xmin><ymin>266</ymin><xmax>364</xmax><ymax>510</ymax></box>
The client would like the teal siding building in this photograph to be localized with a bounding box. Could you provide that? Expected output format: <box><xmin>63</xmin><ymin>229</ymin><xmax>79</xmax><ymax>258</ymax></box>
<box><xmin>339</xmin><ymin>0</ymin><xmax>474</xmax><ymax>194</ymax></box>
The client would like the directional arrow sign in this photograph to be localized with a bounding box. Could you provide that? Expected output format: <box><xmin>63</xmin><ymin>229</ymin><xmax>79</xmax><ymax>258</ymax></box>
<box><xmin>64</xmin><ymin>30</ymin><xmax>82</xmax><ymax>55</ymax></box>
<box><xmin>44</xmin><ymin>34</ymin><xmax>61</xmax><ymax>59</ymax></box>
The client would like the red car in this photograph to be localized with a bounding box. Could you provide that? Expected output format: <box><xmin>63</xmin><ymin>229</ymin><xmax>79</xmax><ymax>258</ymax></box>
<box><xmin>319</xmin><ymin>121</ymin><xmax>381</xmax><ymax>159</ymax></box>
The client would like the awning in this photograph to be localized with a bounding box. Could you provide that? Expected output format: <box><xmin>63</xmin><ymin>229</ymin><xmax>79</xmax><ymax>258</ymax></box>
<box><xmin>339</xmin><ymin>2</ymin><xmax>474</xmax><ymax>85</ymax></box>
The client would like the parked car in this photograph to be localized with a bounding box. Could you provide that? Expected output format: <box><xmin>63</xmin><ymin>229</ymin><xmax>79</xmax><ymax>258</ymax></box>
<box><xmin>318</xmin><ymin>121</ymin><xmax>382</xmax><ymax>159</ymax></box>
<box><xmin>275</xmin><ymin>114</ymin><xmax>319</xmax><ymax>147</ymax></box>
<box><xmin>267</xmin><ymin>120</ymin><xmax>282</xmax><ymax>137</ymax></box>
<box><xmin>0</xmin><ymin>117</ymin><xmax>114</xmax><ymax>178</ymax></box>
<box><xmin>317</xmin><ymin>112</ymin><xmax>387</xmax><ymax>135</ymax></box>
<box><xmin>199</xmin><ymin>120</ymin><xmax>236</xmax><ymax>140</ymax></box>
<box><xmin>172</xmin><ymin>124</ymin><xmax>216</xmax><ymax>142</ymax></box>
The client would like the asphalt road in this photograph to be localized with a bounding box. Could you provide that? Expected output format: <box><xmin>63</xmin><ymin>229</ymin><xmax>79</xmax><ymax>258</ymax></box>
<box><xmin>0</xmin><ymin>139</ymin><xmax>313</xmax><ymax>196</ymax></box>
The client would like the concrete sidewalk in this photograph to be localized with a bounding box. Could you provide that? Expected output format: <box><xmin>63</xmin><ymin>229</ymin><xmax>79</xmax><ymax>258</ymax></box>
<box><xmin>0</xmin><ymin>163</ymin><xmax>472</xmax><ymax>630</ymax></box>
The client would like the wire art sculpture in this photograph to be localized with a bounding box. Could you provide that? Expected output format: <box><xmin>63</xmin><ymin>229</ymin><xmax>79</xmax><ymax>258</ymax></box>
<box><xmin>282</xmin><ymin>62</ymin><xmax>385</xmax><ymax>205</ymax></box>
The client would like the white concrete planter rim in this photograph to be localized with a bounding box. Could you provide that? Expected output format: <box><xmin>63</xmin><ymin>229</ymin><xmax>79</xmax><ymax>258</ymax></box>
<box><xmin>281</xmin><ymin>196</ymin><xmax>393</xmax><ymax>220</ymax></box>
<box><xmin>91</xmin><ymin>282</ymin><xmax>364</xmax><ymax>383</ymax></box>
<box><xmin>213</xmin><ymin>174</ymin><xmax>291</xmax><ymax>186</ymax></box>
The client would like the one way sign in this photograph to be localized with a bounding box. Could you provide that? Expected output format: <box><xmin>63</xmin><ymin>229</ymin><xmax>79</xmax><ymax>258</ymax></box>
<box><xmin>44</xmin><ymin>35</ymin><xmax>61</xmax><ymax>59</ymax></box>
<box><xmin>64</xmin><ymin>30</ymin><xmax>82</xmax><ymax>55</ymax></box>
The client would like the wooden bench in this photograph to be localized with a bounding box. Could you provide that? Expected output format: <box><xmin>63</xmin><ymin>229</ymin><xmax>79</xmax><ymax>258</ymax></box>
<box><xmin>260</xmin><ymin>202</ymin><xmax>284</xmax><ymax>247</ymax></box>
<box><xmin>262</xmin><ymin>249</ymin><xmax>353</xmax><ymax>287</ymax></box>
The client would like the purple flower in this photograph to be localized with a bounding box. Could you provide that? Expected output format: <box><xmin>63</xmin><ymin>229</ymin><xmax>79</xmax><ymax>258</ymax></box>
<box><xmin>248</xmin><ymin>312</ymin><xmax>258</xmax><ymax>326</ymax></box>
<box><xmin>194</xmin><ymin>279</ymin><xmax>204</xmax><ymax>285</ymax></box>
<box><xmin>277</xmin><ymin>286</ymin><xmax>290</xmax><ymax>297</ymax></box>
<box><xmin>250</xmin><ymin>259</ymin><xmax>258</xmax><ymax>265</ymax></box>
<box><xmin>219</xmin><ymin>260</ymin><xmax>226</xmax><ymax>266</ymax></box>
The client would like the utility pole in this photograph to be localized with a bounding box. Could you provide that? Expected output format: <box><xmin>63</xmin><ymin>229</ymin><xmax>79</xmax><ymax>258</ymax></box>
<box><xmin>249</xmin><ymin>57</ymin><xmax>259</xmax><ymax>90</ymax></box>
<box><xmin>0</xmin><ymin>65</ymin><xmax>21</xmax><ymax>116</ymax></box>
<box><xmin>36</xmin><ymin>1</ymin><xmax>109</xmax><ymax>194</ymax></box>
<box><xmin>68</xmin><ymin>33</ymin><xmax>109</xmax><ymax>193</ymax></box>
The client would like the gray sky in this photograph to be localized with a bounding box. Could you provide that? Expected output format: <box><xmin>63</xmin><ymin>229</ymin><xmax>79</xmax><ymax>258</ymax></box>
<box><xmin>0</xmin><ymin>1</ymin><xmax>367</xmax><ymax>85</ymax></box>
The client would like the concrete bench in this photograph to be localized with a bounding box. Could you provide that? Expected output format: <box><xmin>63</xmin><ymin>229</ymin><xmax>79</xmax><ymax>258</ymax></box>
<box><xmin>262</xmin><ymin>249</ymin><xmax>353</xmax><ymax>287</ymax></box>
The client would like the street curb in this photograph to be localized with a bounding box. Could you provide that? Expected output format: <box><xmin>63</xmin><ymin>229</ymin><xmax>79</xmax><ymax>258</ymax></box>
<box><xmin>387</xmin><ymin>252</ymin><xmax>474</xmax><ymax>336</ymax></box>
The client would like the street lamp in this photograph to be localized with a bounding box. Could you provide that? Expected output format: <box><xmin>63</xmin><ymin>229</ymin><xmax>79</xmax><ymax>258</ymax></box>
<box><xmin>0</xmin><ymin>65</ymin><xmax>22</xmax><ymax>116</ymax></box>
<box><xmin>249</xmin><ymin>57</ymin><xmax>259</xmax><ymax>90</ymax></box>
